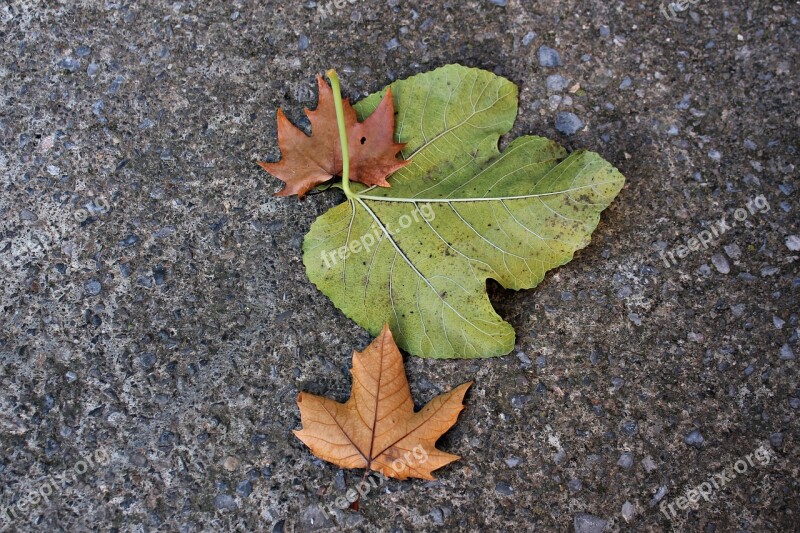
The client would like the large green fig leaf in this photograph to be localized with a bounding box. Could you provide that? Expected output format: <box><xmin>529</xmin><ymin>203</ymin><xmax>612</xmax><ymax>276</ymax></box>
<box><xmin>303</xmin><ymin>65</ymin><xmax>625</xmax><ymax>359</ymax></box>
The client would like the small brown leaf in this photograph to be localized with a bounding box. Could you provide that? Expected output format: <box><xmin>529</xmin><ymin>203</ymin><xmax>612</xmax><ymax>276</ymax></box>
<box><xmin>294</xmin><ymin>324</ymin><xmax>472</xmax><ymax>480</ymax></box>
<box><xmin>259</xmin><ymin>75</ymin><xmax>410</xmax><ymax>198</ymax></box>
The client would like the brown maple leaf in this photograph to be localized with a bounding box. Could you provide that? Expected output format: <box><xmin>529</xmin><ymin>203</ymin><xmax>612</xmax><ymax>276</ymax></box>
<box><xmin>259</xmin><ymin>75</ymin><xmax>411</xmax><ymax>198</ymax></box>
<box><xmin>294</xmin><ymin>324</ymin><xmax>472</xmax><ymax>480</ymax></box>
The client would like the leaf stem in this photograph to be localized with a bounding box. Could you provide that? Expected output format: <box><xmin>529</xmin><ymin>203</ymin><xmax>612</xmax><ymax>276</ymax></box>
<box><xmin>325</xmin><ymin>69</ymin><xmax>353</xmax><ymax>200</ymax></box>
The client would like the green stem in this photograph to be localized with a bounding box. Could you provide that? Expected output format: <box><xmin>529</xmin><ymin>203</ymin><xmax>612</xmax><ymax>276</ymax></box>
<box><xmin>325</xmin><ymin>69</ymin><xmax>353</xmax><ymax>199</ymax></box>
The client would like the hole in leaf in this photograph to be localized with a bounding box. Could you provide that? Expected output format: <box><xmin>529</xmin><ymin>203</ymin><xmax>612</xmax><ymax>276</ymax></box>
<box><xmin>360</xmin><ymin>137</ymin><xmax>367</xmax><ymax>145</ymax></box>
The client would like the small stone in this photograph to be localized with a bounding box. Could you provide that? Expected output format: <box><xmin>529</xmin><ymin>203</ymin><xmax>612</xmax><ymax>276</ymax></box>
<box><xmin>153</xmin><ymin>264</ymin><xmax>166</xmax><ymax>285</ymax></box>
<box><xmin>621</xmin><ymin>501</ymin><xmax>636</xmax><ymax>522</ymax></box>
<box><xmin>650</xmin><ymin>485</ymin><xmax>668</xmax><ymax>506</ymax></box>
<box><xmin>552</xmin><ymin>449</ymin><xmax>566</xmax><ymax>464</ymax></box>
<box><xmin>619</xmin><ymin>76</ymin><xmax>632</xmax><ymax>90</ymax></box>
<box><xmin>119</xmin><ymin>263</ymin><xmax>132</xmax><ymax>278</ymax></box>
<box><xmin>129</xmin><ymin>453</ymin><xmax>148</xmax><ymax>467</ymax></box>
<box><xmin>546</xmin><ymin>74</ymin><xmax>570</xmax><ymax>92</ymax></box>
<box><xmin>724</xmin><ymin>243</ymin><xmax>741</xmax><ymax>258</ymax></box>
<box><xmin>537</xmin><ymin>45</ymin><xmax>562</xmax><ymax>67</ymax></box>
<box><xmin>516</xmin><ymin>351</ymin><xmax>532</xmax><ymax>367</ymax></box>
<box><xmin>779</xmin><ymin>344</ymin><xmax>794</xmax><ymax>360</ymax></box>
<box><xmin>574</xmin><ymin>513</ymin><xmax>608</xmax><ymax>533</ymax></box>
<box><xmin>599</xmin><ymin>25</ymin><xmax>610</xmax><ymax>38</ymax></box>
<box><xmin>224</xmin><ymin>456</ymin><xmax>240</xmax><ymax>471</ymax></box>
<box><xmin>87</xmin><ymin>63</ymin><xmax>99</xmax><ymax>76</ymax></box>
<box><xmin>711</xmin><ymin>254</ymin><xmax>730</xmax><ymax>274</ymax></box>
<box><xmin>568</xmin><ymin>478</ymin><xmax>582</xmax><ymax>492</ymax></box>
<box><xmin>773</xmin><ymin>316</ymin><xmax>785</xmax><ymax>329</ymax></box>
<box><xmin>84</xmin><ymin>279</ymin><xmax>102</xmax><ymax>296</ymax></box>
<box><xmin>429</xmin><ymin>506</ymin><xmax>451</xmax><ymax>526</ymax></box>
<box><xmin>761</xmin><ymin>266</ymin><xmax>779</xmax><ymax>277</ymax></box>
<box><xmin>616</xmin><ymin>285</ymin><xmax>633</xmax><ymax>298</ymax></box>
<box><xmin>76</xmin><ymin>45</ymin><xmax>92</xmax><ymax>57</ymax></box>
<box><xmin>621</xmin><ymin>420</ymin><xmax>638</xmax><ymax>435</ymax></box>
<box><xmin>686</xmin><ymin>331</ymin><xmax>706</xmax><ymax>342</ymax></box>
<box><xmin>769</xmin><ymin>432</ymin><xmax>784</xmax><ymax>448</ymax></box>
<box><xmin>495</xmin><ymin>481</ymin><xmax>513</xmax><ymax>495</ymax></box>
<box><xmin>488</xmin><ymin>0</ymin><xmax>508</xmax><ymax>5</ymax></box>
<box><xmin>139</xmin><ymin>352</ymin><xmax>157</xmax><ymax>369</ymax></box>
<box><xmin>154</xmin><ymin>226</ymin><xmax>176</xmax><ymax>239</ymax></box>
<box><xmin>108</xmin><ymin>75</ymin><xmax>124</xmax><ymax>94</ymax></box>
<box><xmin>510</xmin><ymin>394</ymin><xmax>532</xmax><ymax>409</ymax></box>
<box><xmin>58</xmin><ymin>57</ymin><xmax>80</xmax><ymax>71</ymax></box>
<box><xmin>236</xmin><ymin>480</ymin><xmax>252</xmax><ymax>497</ymax></box>
<box><xmin>786</xmin><ymin>235</ymin><xmax>800</xmax><ymax>251</ymax></box>
<box><xmin>92</xmin><ymin>101</ymin><xmax>105</xmax><ymax>119</ymax></box>
<box><xmin>522</xmin><ymin>31</ymin><xmax>537</xmax><ymax>46</ymax></box>
<box><xmin>298</xmin><ymin>34</ymin><xmax>309</xmax><ymax>50</ymax></box>
<box><xmin>385</xmin><ymin>37</ymin><xmax>400</xmax><ymax>51</ymax></box>
<box><xmin>120</xmin><ymin>234</ymin><xmax>139</xmax><ymax>247</ymax></box>
<box><xmin>628</xmin><ymin>313</ymin><xmax>642</xmax><ymax>326</ymax></box>
<box><xmin>65</xmin><ymin>371</ymin><xmax>78</xmax><ymax>383</ymax></box>
<box><xmin>642</xmin><ymin>455</ymin><xmax>657</xmax><ymax>473</ymax></box>
<box><xmin>555</xmin><ymin>112</ymin><xmax>584</xmax><ymax>135</ymax></box>
<box><xmin>617</xmin><ymin>452</ymin><xmax>634</xmax><ymax>469</ymax></box>
<box><xmin>730</xmin><ymin>304</ymin><xmax>746</xmax><ymax>317</ymax></box>
<box><xmin>684</xmin><ymin>429</ymin><xmax>704</xmax><ymax>448</ymax></box>
<box><xmin>708</xmin><ymin>149</ymin><xmax>722</xmax><ymax>161</ymax></box>
<box><xmin>214</xmin><ymin>494</ymin><xmax>237</xmax><ymax>511</ymax></box>
<box><xmin>504</xmin><ymin>457</ymin><xmax>522</xmax><ymax>468</ymax></box>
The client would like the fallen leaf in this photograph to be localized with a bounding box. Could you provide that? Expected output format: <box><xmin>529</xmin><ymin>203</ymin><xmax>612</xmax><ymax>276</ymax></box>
<box><xmin>294</xmin><ymin>324</ymin><xmax>472</xmax><ymax>480</ymax></box>
<box><xmin>303</xmin><ymin>64</ymin><xmax>626</xmax><ymax>358</ymax></box>
<box><xmin>259</xmin><ymin>75</ymin><xmax>410</xmax><ymax>198</ymax></box>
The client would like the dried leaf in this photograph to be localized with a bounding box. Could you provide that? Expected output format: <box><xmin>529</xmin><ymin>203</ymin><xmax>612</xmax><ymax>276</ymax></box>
<box><xmin>259</xmin><ymin>75</ymin><xmax>410</xmax><ymax>198</ymax></box>
<box><xmin>294</xmin><ymin>324</ymin><xmax>471</xmax><ymax>480</ymax></box>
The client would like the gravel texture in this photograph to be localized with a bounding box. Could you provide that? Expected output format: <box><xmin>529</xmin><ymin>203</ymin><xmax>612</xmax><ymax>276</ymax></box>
<box><xmin>1</xmin><ymin>0</ymin><xmax>798</xmax><ymax>531</ymax></box>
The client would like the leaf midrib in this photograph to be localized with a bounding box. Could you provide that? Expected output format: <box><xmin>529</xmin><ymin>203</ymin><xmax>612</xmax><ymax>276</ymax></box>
<box><xmin>354</xmin><ymin>179</ymin><xmax>620</xmax><ymax>203</ymax></box>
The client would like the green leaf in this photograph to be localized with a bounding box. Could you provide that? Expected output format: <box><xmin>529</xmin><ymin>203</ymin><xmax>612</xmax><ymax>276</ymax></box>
<box><xmin>302</xmin><ymin>65</ymin><xmax>625</xmax><ymax>359</ymax></box>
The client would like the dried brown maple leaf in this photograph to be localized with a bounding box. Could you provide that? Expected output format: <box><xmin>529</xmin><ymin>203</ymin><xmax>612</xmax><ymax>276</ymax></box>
<box><xmin>259</xmin><ymin>75</ymin><xmax>410</xmax><ymax>198</ymax></box>
<box><xmin>294</xmin><ymin>324</ymin><xmax>472</xmax><ymax>480</ymax></box>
